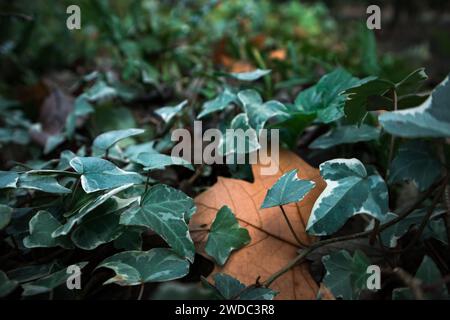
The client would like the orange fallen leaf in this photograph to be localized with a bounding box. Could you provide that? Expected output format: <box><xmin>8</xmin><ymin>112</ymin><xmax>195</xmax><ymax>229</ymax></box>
<box><xmin>269</xmin><ymin>49</ymin><xmax>287</xmax><ymax>61</ymax></box>
<box><xmin>190</xmin><ymin>149</ymin><xmax>326</xmax><ymax>299</ymax></box>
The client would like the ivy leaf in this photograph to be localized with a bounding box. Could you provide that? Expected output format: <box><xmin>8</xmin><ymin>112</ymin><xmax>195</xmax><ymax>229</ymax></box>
<box><xmin>0</xmin><ymin>271</ymin><xmax>18</xmax><ymax>298</ymax></box>
<box><xmin>133</xmin><ymin>153</ymin><xmax>194</xmax><ymax>171</ymax></box>
<box><xmin>229</xmin><ymin>69</ymin><xmax>271</xmax><ymax>81</ymax></box>
<box><xmin>207</xmin><ymin>273</ymin><xmax>277</xmax><ymax>300</ymax></box>
<box><xmin>220</xmin><ymin>113</ymin><xmax>261</xmax><ymax>156</ymax></box>
<box><xmin>205</xmin><ymin>206</ymin><xmax>250</xmax><ymax>266</ymax></box>
<box><xmin>155</xmin><ymin>100</ymin><xmax>188</xmax><ymax>123</ymax></box>
<box><xmin>17</xmin><ymin>174</ymin><xmax>71</xmax><ymax>194</ymax></box>
<box><xmin>322</xmin><ymin>250</ymin><xmax>371</xmax><ymax>300</ymax></box>
<box><xmin>84</xmin><ymin>80</ymin><xmax>117</xmax><ymax>103</ymax></box>
<box><xmin>261</xmin><ymin>169</ymin><xmax>315</xmax><ymax>209</ymax></box>
<box><xmin>307</xmin><ymin>158</ymin><xmax>388</xmax><ymax>236</ymax></box>
<box><xmin>393</xmin><ymin>256</ymin><xmax>449</xmax><ymax>299</ymax></box>
<box><xmin>310</xmin><ymin>125</ymin><xmax>380</xmax><ymax>149</ymax></box>
<box><xmin>295</xmin><ymin>68</ymin><xmax>365</xmax><ymax>123</ymax></box>
<box><xmin>120</xmin><ymin>184</ymin><xmax>196</xmax><ymax>262</ymax></box>
<box><xmin>237</xmin><ymin>89</ymin><xmax>287</xmax><ymax>130</ymax></box>
<box><xmin>71</xmin><ymin>197</ymin><xmax>137</xmax><ymax>250</ymax></box>
<box><xmin>97</xmin><ymin>249</ymin><xmax>190</xmax><ymax>286</ymax></box>
<box><xmin>0</xmin><ymin>171</ymin><xmax>19</xmax><ymax>188</ymax></box>
<box><xmin>379</xmin><ymin>73</ymin><xmax>450</xmax><ymax>138</ymax></box>
<box><xmin>23</xmin><ymin>211</ymin><xmax>73</xmax><ymax>249</ymax></box>
<box><xmin>124</xmin><ymin>141</ymin><xmax>159</xmax><ymax>162</ymax></box>
<box><xmin>93</xmin><ymin>128</ymin><xmax>145</xmax><ymax>155</ymax></box>
<box><xmin>389</xmin><ymin>141</ymin><xmax>442</xmax><ymax>191</ymax></box>
<box><xmin>70</xmin><ymin>157</ymin><xmax>142</xmax><ymax>193</ymax></box>
<box><xmin>198</xmin><ymin>88</ymin><xmax>237</xmax><ymax>119</ymax></box>
<box><xmin>21</xmin><ymin>262</ymin><xmax>88</xmax><ymax>296</ymax></box>
<box><xmin>0</xmin><ymin>205</ymin><xmax>12</xmax><ymax>230</ymax></box>
<box><xmin>7</xmin><ymin>262</ymin><xmax>59</xmax><ymax>283</ymax></box>
<box><xmin>53</xmin><ymin>184</ymin><xmax>135</xmax><ymax>237</ymax></box>
<box><xmin>396</xmin><ymin>68</ymin><xmax>428</xmax><ymax>96</ymax></box>
<box><xmin>113</xmin><ymin>227</ymin><xmax>143</xmax><ymax>251</ymax></box>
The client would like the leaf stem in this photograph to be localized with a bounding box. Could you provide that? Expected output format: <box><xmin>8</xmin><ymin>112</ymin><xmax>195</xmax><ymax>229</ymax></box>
<box><xmin>279</xmin><ymin>205</ymin><xmax>307</xmax><ymax>247</ymax></box>
<box><xmin>386</xmin><ymin>89</ymin><xmax>398</xmax><ymax>176</ymax></box>
<box><xmin>137</xmin><ymin>283</ymin><xmax>145</xmax><ymax>300</ymax></box>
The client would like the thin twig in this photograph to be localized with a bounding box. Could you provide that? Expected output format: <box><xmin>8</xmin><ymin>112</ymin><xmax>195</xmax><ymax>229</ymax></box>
<box><xmin>392</xmin><ymin>267</ymin><xmax>425</xmax><ymax>300</ymax></box>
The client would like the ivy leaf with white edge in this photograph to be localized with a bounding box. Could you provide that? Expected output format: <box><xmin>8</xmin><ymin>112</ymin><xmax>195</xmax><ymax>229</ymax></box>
<box><xmin>307</xmin><ymin>158</ymin><xmax>388</xmax><ymax>236</ymax></box>
<box><xmin>309</xmin><ymin>124</ymin><xmax>380</xmax><ymax>149</ymax></box>
<box><xmin>261</xmin><ymin>169</ymin><xmax>315</xmax><ymax>209</ymax></box>
<box><xmin>93</xmin><ymin>128</ymin><xmax>145</xmax><ymax>155</ymax></box>
<box><xmin>120</xmin><ymin>184</ymin><xmax>196</xmax><ymax>262</ymax></box>
<box><xmin>198</xmin><ymin>88</ymin><xmax>236</xmax><ymax>119</ymax></box>
<box><xmin>70</xmin><ymin>157</ymin><xmax>142</xmax><ymax>193</ymax></box>
<box><xmin>133</xmin><ymin>153</ymin><xmax>194</xmax><ymax>171</ymax></box>
<box><xmin>53</xmin><ymin>184</ymin><xmax>135</xmax><ymax>237</ymax></box>
<box><xmin>155</xmin><ymin>100</ymin><xmax>187</xmax><ymax>123</ymax></box>
<box><xmin>17</xmin><ymin>174</ymin><xmax>71</xmax><ymax>194</ymax></box>
<box><xmin>0</xmin><ymin>171</ymin><xmax>19</xmax><ymax>189</ymax></box>
<box><xmin>379</xmin><ymin>73</ymin><xmax>450</xmax><ymax>138</ymax></box>
<box><xmin>204</xmin><ymin>206</ymin><xmax>250</xmax><ymax>266</ymax></box>
<box><xmin>97</xmin><ymin>249</ymin><xmax>190</xmax><ymax>286</ymax></box>
<box><xmin>322</xmin><ymin>250</ymin><xmax>372</xmax><ymax>300</ymax></box>
<box><xmin>237</xmin><ymin>89</ymin><xmax>288</xmax><ymax>130</ymax></box>
<box><xmin>229</xmin><ymin>69</ymin><xmax>271</xmax><ymax>81</ymax></box>
<box><xmin>21</xmin><ymin>262</ymin><xmax>88</xmax><ymax>296</ymax></box>
<box><xmin>388</xmin><ymin>141</ymin><xmax>442</xmax><ymax>191</ymax></box>
<box><xmin>23</xmin><ymin>211</ymin><xmax>73</xmax><ymax>249</ymax></box>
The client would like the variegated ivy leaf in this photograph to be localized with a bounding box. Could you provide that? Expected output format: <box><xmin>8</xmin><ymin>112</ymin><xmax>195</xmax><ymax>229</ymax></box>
<box><xmin>379</xmin><ymin>73</ymin><xmax>450</xmax><ymax>138</ymax></box>
<box><xmin>322</xmin><ymin>250</ymin><xmax>371</xmax><ymax>300</ymax></box>
<box><xmin>388</xmin><ymin>141</ymin><xmax>442</xmax><ymax>191</ymax></box>
<box><xmin>295</xmin><ymin>68</ymin><xmax>367</xmax><ymax>123</ymax></box>
<box><xmin>17</xmin><ymin>174</ymin><xmax>71</xmax><ymax>194</ymax></box>
<box><xmin>97</xmin><ymin>249</ymin><xmax>189</xmax><ymax>286</ymax></box>
<box><xmin>133</xmin><ymin>153</ymin><xmax>194</xmax><ymax>171</ymax></box>
<box><xmin>155</xmin><ymin>100</ymin><xmax>187</xmax><ymax>123</ymax></box>
<box><xmin>229</xmin><ymin>69</ymin><xmax>271</xmax><ymax>81</ymax></box>
<box><xmin>93</xmin><ymin>128</ymin><xmax>145</xmax><ymax>155</ymax></box>
<box><xmin>310</xmin><ymin>124</ymin><xmax>380</xmax><ymax>149</ymax></box>
<box><xmin>219</xmin><ymin>113</ymin><xmax>261</xmax><ymax>156</ymax></box>
<box><xmin>204</xmin><ymin>273</ymin><xmax>277</xmax><ymax>300</ymax></box>
<box><xmin>7</xmin><ymin>262</ymin><xmax>59</xmax><ymax>283</ymax></box>
<box><xmin>393</xmin><ymin>256</ymin><xmax>449</xmax><ymax>300</ymax></box>
<box><xmin>261</xmin><ymin>169</ymin><xmax>315</xmax><ymax>209</ymax></box>
<box><xmin>0</xmin><ymin>171</ymin><xmax>19</xmax><ymax>189</ymax></box>
<box><xmin>53</xmin><ymin>184</ymin><xmax>135</xmax><ymax>237</ymax></box>
<box><xmin>205</xmin><ymin>206</ymin><xmax>250</xmax><ymax>266</ymax></box>
<box><xmin>237</xmin><ymin>89</ymin><xmax>288</xmax><ymax>130</ymax></box>
<box><xmin>0</xmin><ymin>205</ymin><xmax>12</xmax><ymax>230</ymax></box>
<box><xmin>70</xmin><ymin>157</ymin><xmax>142</xmax><ymax>193</ymax></box>
<box><xmin>0</xmin><ymin>271</ymin><xmax>18</xmax><ymax>298</ymax></box>
<box><xmin>23</xmin><ymin>211</ymin><xmax>73</xmax><ymax>249</ymax></box>
<box><xmin>120</xmin><ymin>184</ymin><xmax>196</xmax><ymax>262</ymax></box>
<box><xmin>21</xmin><ymin>262</ymin><xmax>88</xmax><ymax>296</ymax></box>
<box><xmin>84</xmin><ymin>80</ymin><xmax>117</xmax><ymax>103</ymax></box>
<box><xmin>113</xmin><ymin>227</ymin><xmax>144</xmax><ymax>251</ymax></box>
<box><xmin>306</xmin><ymin>158</ymin><xmax>388</xmax><ymax>236</ymax></box>
<box><xmin>197</xmin><ymin>88</ymin><xmax>237</xmax><ymax>119</ymax></box>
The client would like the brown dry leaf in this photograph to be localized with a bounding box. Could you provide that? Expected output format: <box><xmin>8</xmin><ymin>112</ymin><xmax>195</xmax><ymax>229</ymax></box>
<box><xmin>190</xmin><ymin>149</ymin><xmax>326</xmax><ymax>299</ymax></box>
<box><xmin>269</xmin><ymin>49</ymin><xmax>287</xmax><ymax>61</ymax></box>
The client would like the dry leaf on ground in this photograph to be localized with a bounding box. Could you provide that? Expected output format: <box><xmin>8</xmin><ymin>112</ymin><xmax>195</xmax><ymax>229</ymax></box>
<box><xmin>190</xmin><ymin>149</ymin><xmax>326</xmax><ymax>299</ymax></box>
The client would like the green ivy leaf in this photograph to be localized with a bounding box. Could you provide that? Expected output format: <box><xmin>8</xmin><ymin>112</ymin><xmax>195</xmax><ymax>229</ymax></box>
<box><xmin>7</xmin><ymin>262</ymin><xmax>59</xmax><ymax>283</ymax></box>
<box><xmin>113</xmin><ymin>227</ymin><xmax>143</xmax><ymax>251</ymax></box>
<box><xmin>120</xmin><ymin>184</ymin><xmax>196</xmax><ymax>262</ymax></box>
<box><xmin>0</xmin><ymin>205</ymin><xmax>12</xmax><ymax>230</ymax></box>
<box><xmin>93</xmin><ymin>128</ymin><xmax>145</xmax><ymax>154</ymax></box>
<box><xmin>205</xmin><ymin>206</ymin><xmax>250</xmax><ymax>266</ymax></box>
<box><xmin>53</xmin><ymin>184</ymin><xmax>135</xmax><ymax>237</ymax></box>
<box><xmin>295</xmin><ymin>68</ymin><xmax>366</xmax><ymax>123</ymax></box>
<box><xmin>133</xmin><ymin>153</ymin><xmax>194</xmax><ymax>171</ymax></box>
<box><xmin>229</xmin><ymin>69</ymin><xmax>271</xmax><ymax>81</ymax></box>
<box><xmin>237</xmin><ymin>89</ymin><xmax>287</xmax><ymax>130</ymax></box>
<box><xmin>310</xmin><ymin>124</ymin><xmax>380</xmax><ymax>149</ymax></box>
<box><xmin>97</xmin><ymin>249</ymin><xmax>189</xmax><ymax>286</ymax></box>
<box><xmin>220</xmin><ymin>113</ymin><xmax>261</xmax><ymax>156</ymax></box>
<box><xmin>389</xmin><ymin>141</ymin><xmax>442</xmax><ymax>191</ymax></box>
<box><xmin>0</xmin><ymin>171</ymin><xmax>19</xmax><ymax>188</ymax></box>
<box><xmin>207</xmin><ymin>273</ymin><xmax>277</xmax><ymax>300</ymax></box>
<box><xmin>17</xmin><ymin>174</ymin><xmax>71</xmax><ymax>194</ymax></box>
<box><xmin>198</xmin><ymin>88</ymin><xmax>236</xmax><ymax>119</ymax></box>
<box><xmin>21</xmin><ymin>262</ymin><xmax>88</xmax><ymax>296</ymax></box>
<box><xmin>379</xmin><ymin>73</ymin><xmax>450</xmax><ymax>138</ymax></box>
<box><xmin>322</xmin><ymin>250</ymin><xmax>371</xmax><ymax>300</ymax></box>
<box><xmin>396</xmin><ymin>68</ymin><xmax>428</xmax><ymax>96</ymax></box>
<box><xmin>392</xmin><ymin>256</ymin><xmax>449</xmax><ymax>299</ymax></box>
<box><xmin>155</xmin><ymin>100</ymin><xmax>188</xmax><ymax>123</ymax></box>
<box><xmin>261</xmin><ymin>169</ymin><xmax>315</xmax><ymax>208</ymax></box>
<box><xmin>23</xmin><ymin>211</ymin><xmax>73</xmax><ymax>249</ymax></box>
<box><xmin>84</xmin><ymin>80</ymin><xmax>117</xmax><ymax>103</ymax></box>
<box><xmin>0</xmin><ymin>270</ymin><xmax>18</xmax><ymax>298</ymax></box>
<box><xmin>70</xmin><ymin>157</ymin><xmax>142</xmax><ymax>193</ymax></box>
<box><xmin>307</xmin><ymin>158</ymin><xmax>388</xmax><ymax>236</ymax></box>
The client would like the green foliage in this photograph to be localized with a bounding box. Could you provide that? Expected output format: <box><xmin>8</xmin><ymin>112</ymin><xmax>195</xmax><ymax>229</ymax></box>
<box><xmin>310</xmin><ymin>124</ymin><xmax>380</xmax><ymax>149</ymax></box>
